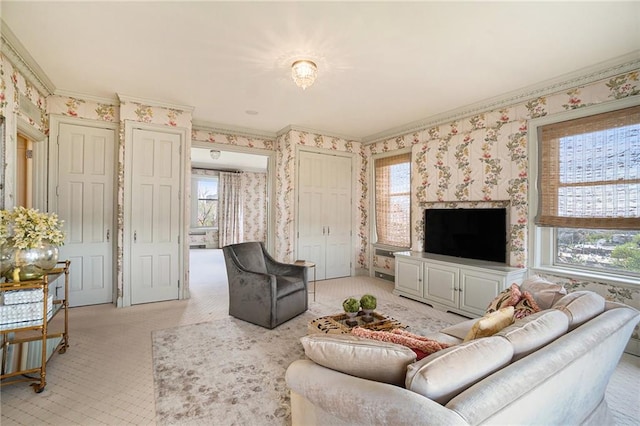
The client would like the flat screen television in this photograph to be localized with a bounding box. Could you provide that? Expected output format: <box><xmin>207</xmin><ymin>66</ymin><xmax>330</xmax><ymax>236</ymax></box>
<box><xmin>423</xmin><ymin>208</ymin><xmax>507</xmax><ymax>263</ymax></box>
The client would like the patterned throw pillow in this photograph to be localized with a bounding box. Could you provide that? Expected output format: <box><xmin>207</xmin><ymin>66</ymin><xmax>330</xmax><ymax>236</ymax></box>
<box><xmin>486</xmin><ymin>283</ymin><xmax>522</xmax><ymax>313</ymax></box>
<box><xmin>351</xmin><ymin>327</ymin><xmax>450</xmax><ymax>360</ymax></box>
<box><xmin>513</xmin><ymin>291</ymin><xmax>542</xmax><ymax>319</ymax></box>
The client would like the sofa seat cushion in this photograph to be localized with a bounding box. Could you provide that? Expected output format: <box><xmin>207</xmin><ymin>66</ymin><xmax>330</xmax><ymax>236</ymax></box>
<box><xmin>464</xmin><ymin>306</ymin><xmax>515</xmax><ymax>342</ymax></box>
<box><xmin>497</xmin><ymin>309</ymin><xmax>569</xmax><ymax>361</ymax></box>
<box><xmin>406</xmin><ymin>336</ymin><xmax>513</xmax><ymax>405</ymax></box>
<box><xmin>520</xmin><ymin>275</ymin><xmax>567</xmax><ymax>310</ymax></box>
<box><xmin>276</xmin><ymin>275</ymin><xmax>305</xmax><ymax>298</ymax></box>
<box><xmin>553</xmin><ymin>291</ymin><xmax>605</xmax><ymax>330</ymax></box>
<box><xmin>300</xmin><ymin>334</ymin><xmax>417</xmax><ymax>386</ymax></box>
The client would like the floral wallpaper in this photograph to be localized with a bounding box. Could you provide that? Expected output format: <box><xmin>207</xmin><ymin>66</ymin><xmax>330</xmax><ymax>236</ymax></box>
<box><xmin>241</xmin><ymin>172</ymin><xmax>268</xmax><ymax>243</ymax></box>
<box><xmin>48</xmin><ymin>95</ymin><xmax>119</xmax><ymax>123</ymax></box>
<box><xmin>0</xmin><ymin>53</ymin><xmax>48</xmax><ymax>209</ymax></box>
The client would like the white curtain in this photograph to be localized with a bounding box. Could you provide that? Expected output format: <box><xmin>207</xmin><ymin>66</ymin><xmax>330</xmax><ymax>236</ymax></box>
<box><xmin>218</xmin><ymin>172</ymin><xmax>243</xmax><ymax>247</ymax></box>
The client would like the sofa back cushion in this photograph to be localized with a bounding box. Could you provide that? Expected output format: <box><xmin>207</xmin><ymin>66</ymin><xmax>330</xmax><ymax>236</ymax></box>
<box><xmin>553</xmin><ymin>291</ymin><xmax>605</xmax><ymax>330</ymax></box>
<box><xmin>405</xmin><ymin>336</ymin><xmax>513</xmax><ymax>405</ymax></box>
<box><xmin>520</xmin><ymin>276</ymin><xmax>567</xmax><ymax>310</ymax></box>
<box><xmin>300</xmin><ymin>334</ymin><xmax>417</xmax><ymax>386</ymax></box>
<box><xmin>497</xmin><ymin>309</ymin><xmax>569</xmax><ymax>361</ymax></box>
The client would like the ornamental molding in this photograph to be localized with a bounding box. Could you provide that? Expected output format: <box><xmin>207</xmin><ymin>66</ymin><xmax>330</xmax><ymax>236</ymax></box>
<box><xmin>276</xmin><ymin>124</ymin><xmax>360</xmax><ymax>143</ymax></box>
<box><xmin>362</xmin><ymin>51</ymin><xmax>640</xmax><ymax>145</ymax></box>
<box><xmin>0</xmin><ymin>20</ymin><xmax>55</xmax><ymax>96</ymax></box>
<box><xmin>54</xmin><ymin>89</ymin><xmax>119</xmax><ymax>105</ymax></box>
<box><xmin>117</xmin><ymin>94</ymin><xmax>194</xmax><ymax>113</ymax></box>
<box><xmin>192</xmin><ymin>119</ymin><xmax>275</xmax><ymax>141</ymax></box>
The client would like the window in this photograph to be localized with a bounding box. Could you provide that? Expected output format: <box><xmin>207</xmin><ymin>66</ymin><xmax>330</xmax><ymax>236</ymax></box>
<box><xmin>531</xmin><ymin>101</ymin><xmax>640</xmax><ymax>280</ymax></box>
<box><xmin>374</xmin><ymin>152</ymin><xmax>411</xmax><ymax>247</ymax></box>
<box><xmin>191</xmin><ymin>176</ymin><xmax>218</xmax><ymax>228</ymax></box>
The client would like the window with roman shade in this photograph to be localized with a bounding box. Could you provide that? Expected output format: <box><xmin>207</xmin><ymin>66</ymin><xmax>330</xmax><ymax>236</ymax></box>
<box><xmin>537</xmin><ymin>105</ymin><xmax>640</xmax><ymax>230</ymax></box>
<box><xmin>375</xmin><ymin>153</ymin><xmax>411</xmax><ymax>247</ymax></box>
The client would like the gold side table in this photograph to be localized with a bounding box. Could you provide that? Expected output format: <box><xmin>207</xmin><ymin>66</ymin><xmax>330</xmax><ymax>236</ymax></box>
<box><xmin>294</xmin><ymin>260</ymin><xmax>316</xmax><ymax>302</ymax></box>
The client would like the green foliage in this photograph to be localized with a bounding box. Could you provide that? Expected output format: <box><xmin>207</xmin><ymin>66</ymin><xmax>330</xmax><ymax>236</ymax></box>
<box><xmin>360</xmin><ymin>294</ymin><xmax>377</xmax><ymax>310</ymax></box>
<box><xmin>611</xmin><ymin>235</ymin><xmax>640</xmax><ymax>272</ymax></box>
<box><xmin>342</xmin><ymin>297</ymin><xmax>360</xmax><ymax>313</ymax></box>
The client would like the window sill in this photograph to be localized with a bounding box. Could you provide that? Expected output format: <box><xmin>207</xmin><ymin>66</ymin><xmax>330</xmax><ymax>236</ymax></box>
<box><xmin>531</xmin><ymin>265</ymin><xmax>639</xmax><ymax>289</ymax></box>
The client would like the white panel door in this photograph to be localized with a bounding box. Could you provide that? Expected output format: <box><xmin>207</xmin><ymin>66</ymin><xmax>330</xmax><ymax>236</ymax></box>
<box><xmin>297</xmin><ymin>151</ymin><xmax>352</xmax><ymax>280</ymax></box>
<box><xmin>297</xmin><ymin>153</ymin><xmax>326</xmax><ymax>277</ymax></box>
<box><xmin>129</xmin><ymin>129</ymin><xmax>181</xmax><ymax>305</ymax></box>
<box><xmin>57</xmin><ymin>123</ymin><xmax>115</xmax><ymax>307</ymax></box>
<box><xmin>324</xmin><ymin>155</ymin><xmax>351</xmax><ymax>279</ymax></box>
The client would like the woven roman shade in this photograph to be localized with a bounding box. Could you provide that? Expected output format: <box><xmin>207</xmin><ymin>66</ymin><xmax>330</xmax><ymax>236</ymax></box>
<box><xmin>536</xmin><ymin>105</ymin><xmax>640</xmax><ymax>230</ymax></box>
<box><xmin>375</xmin><ymin>153</ymin><xmax>411</xmax><ymax>246</ymax></box>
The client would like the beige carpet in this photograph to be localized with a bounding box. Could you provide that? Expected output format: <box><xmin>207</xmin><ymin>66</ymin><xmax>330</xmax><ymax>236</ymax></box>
<box><xmin>151</xmin><ymin>299</ymin><xmax>453</xmax><ymax>425</ymax></box>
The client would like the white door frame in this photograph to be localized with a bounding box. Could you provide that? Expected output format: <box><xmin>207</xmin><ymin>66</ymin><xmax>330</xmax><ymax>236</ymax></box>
<box><xmin>123</xmin><ymin>121</ymin><xmax>187</xmax><ymax>307</ymax></box>
<box><xmin>48</xmin><ymin>115</ymin><xmax>118</xmax><ymax>304</ymax></box>
<box><xmin>295</xmin><ymin>146</ymin><xmax>356</xmax><ymax>277</ymax></box>
<box><xmin>190</xmin><ymin>141</ymin><xmax>277</xmax><ymax>254</ymax></box>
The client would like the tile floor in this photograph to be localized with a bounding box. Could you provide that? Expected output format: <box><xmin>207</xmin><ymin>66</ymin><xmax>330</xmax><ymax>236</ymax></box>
<box><xmin>0</xmin><ymin>249</ymin><xmax>638</xmax><ymax>425</ymax></box>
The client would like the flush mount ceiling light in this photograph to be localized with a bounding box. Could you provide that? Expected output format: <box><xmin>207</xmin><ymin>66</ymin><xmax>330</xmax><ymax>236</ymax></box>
<box><xmin>291</xmin><ymin>60</ymin><xmax>318</xmax><ymax>90</ymax></box>
<box><xmin>210</xmin><ymin>150</ymin><xmax>221</xmax><ymax>160</ymax></box>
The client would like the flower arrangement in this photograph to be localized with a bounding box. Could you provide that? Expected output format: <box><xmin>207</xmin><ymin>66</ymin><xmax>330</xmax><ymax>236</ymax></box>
<box><xmin>0</xmin><ymin>207</ymin><xmax>65</xmax><ymax>249</ymax></box>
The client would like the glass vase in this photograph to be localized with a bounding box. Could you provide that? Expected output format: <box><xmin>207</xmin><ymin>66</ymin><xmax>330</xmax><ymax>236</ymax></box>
<box><xmin>1</xmin><ymin>241</ymin><xmax>59</xmax><ymax>281</ymax></box>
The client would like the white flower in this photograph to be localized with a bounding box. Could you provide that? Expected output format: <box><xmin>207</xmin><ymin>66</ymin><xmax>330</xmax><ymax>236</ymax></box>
<box><xmin>0</xmin><ymin>207</ymin><xmax>65</xmax><ymax>249</ymax></box>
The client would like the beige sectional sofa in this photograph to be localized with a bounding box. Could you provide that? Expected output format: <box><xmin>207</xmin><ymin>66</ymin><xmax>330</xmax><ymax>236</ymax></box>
<box><xmin>286</xmin><ymin>285</ymin><xmax>640</xmax><ymax>425</ymax></box>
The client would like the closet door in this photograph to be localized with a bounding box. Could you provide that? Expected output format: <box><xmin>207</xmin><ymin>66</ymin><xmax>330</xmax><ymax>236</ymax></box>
<box><xmin>297</xmin><ymin>151</ymin><xmax>352</xmax><ymax>280</ymax></box>
<box><xmin>127</xmin><ymin>128</ymin><xmax>181</xmax><ymax>305</ymax></box>
<box><xmin>297</xmin><ymin>153</ymin><xmax>327</xmax><ymax>278</ymax></box>
<box><xmin>56</xmin><ymin>122</ymin><xmax>115</xmax><ymax>307</ymax></box>
<box><xmin>324</xmin><ymin>155</ymin><xmax>351</xmax><ymax>279</ymax></box>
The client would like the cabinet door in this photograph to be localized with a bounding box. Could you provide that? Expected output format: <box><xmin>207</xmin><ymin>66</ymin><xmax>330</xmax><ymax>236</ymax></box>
<box><xmin>459</xmin><ymin>269</ymin><xmax>504</xmax><ymax>316</ymax></box>
<box><xmin>424</xmin><ymin>263</ymin><xmax>459</xmax><ymax>308</ymax></box>
<box><xmin>395</xmin><ymin>258</ymin><xmax>423</xmax><ymax>297</ymax></box>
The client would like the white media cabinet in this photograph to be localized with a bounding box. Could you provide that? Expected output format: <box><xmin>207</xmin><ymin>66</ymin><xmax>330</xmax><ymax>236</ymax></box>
<box><xmin>394</xmin><ymin>251</ymin><xmax>526</xmax><ymax>318</ymax></box>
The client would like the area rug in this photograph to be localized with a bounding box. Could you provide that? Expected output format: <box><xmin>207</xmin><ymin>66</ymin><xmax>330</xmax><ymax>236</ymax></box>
<box><xmin>151</xmin><ymin>299</ymin><xmax>453</xmax><ymax>425</ymax></box>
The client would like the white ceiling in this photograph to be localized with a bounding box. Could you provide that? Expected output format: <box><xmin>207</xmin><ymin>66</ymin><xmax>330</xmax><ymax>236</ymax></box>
<box><xmin>2</xmin><ymin>1</ymin><xmax>639</xmax><ymax>142</ymax></box>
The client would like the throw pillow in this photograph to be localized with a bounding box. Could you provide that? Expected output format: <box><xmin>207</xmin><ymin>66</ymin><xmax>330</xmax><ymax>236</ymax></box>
<box><xmin>300</xmin><ymin>334</ymin><xmax>417</xmax><ymax>386</ymax></box>
<box><xmin>513</xmin><ymin>291</ymin><xmax>541</xmax><ymax>319</ymax></box>
<box><xmin>464</xmin><ymin>306</ymin><xmax>515</xmax><ymax>342</ymax></box>
<box><xmin>486</xmin><ymin>283</ymin><xmax>522</xmax><ymax>313</ymax></box>
<box><xmin>351</xmin><ymin>327</ymin><xmax>450</xmax><ymax>360</ymax></box>
<box><xmin>520</xmin><ymin>275</ymin><xmax>568</xmax><ymax>310</ymax></box>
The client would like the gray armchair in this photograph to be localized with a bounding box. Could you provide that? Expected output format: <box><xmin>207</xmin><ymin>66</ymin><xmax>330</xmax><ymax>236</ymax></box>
<box><xmin>222</xmin><ymin>242</ymin><xmax>308</xmax><ymax>329</ymax></box>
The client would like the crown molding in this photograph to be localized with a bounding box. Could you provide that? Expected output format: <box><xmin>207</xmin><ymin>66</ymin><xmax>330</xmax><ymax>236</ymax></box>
<box><xmin>117</xmin><ymin>93</ymin><xmax>194</xmax><ymax>112</ymax></box>
<box><xmin>54</xmin><ymin>89</ymin><xmax>119</xmax><ymax>105</ymax></box>
<box><xmin>277</xmin><ymin>124</ymin><xmax>360</xmax><ymax>143</ymax></box>
<box><xmin>192</xmin><ymin>119</ymin><xmax>276</xmax><ymax>140</ymax></box>
<box><xmin>362</xmin><ymin>51</ymin><xmax>640</xmax><ymax>145</ymax></box>
<box><xmin>0</xmin><ymin>19</ymin><xmax>55</xmax><ymax>95</ymax></box>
